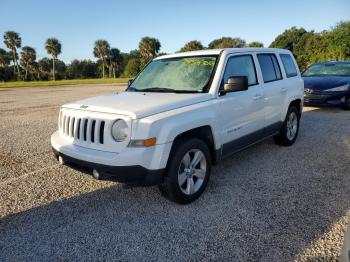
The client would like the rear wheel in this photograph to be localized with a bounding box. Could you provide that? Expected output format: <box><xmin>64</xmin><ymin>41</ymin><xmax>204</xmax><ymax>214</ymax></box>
<box><xmin>274</xmin><ymin>106</ymin><xmax>300</xmax><ymax>146</ymax></box>
<box><xmin>159</xmin><ymin>138</ymin><xmax>211</xmax><ymax>204</ymax></box>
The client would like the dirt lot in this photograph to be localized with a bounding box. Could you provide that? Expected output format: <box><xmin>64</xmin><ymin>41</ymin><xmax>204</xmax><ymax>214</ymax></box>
<box><xmin>0</xmin><ymin>84</ymin><xmax>349</xmax><ymax>261</ymax></box>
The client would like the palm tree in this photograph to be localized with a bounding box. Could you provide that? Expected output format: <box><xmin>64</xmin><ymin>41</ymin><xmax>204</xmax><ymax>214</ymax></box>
<box><xmin>45</xmin><ymin>38</ymin><xmax>62</xmax><ymax>81</ymax></box>
<box><xmin>0</xmin><ymin>48</ymin><xmax>11</xmax><ymax>67</ymax></box>
<box><xmin>20</xmin><ymin>46</ymin><xmax>36</xmax><ymax>80</ymax></box>
<box><xmin>108</xmin><ymin>48</ymin><xmax>123</xmax><ymax>78</ymax></box>
<box><xmin>139</xmin><ymin>37</ymin><xmax>161</xmax><ymax>67</ymax></box>
<box><xmin>93</xmin><ymin>40</ymin><xmax>110</xmax><ymax>78</ymax></box>
<box><xmin>3</xmin><ymin>31</ymin><xmax>21</xmax><ymax>76</ymax></box>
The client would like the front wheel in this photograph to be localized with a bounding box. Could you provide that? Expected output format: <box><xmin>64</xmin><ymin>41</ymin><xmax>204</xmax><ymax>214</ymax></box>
<box><xmin>274</xmin><ymin>106</ymin><xmax>300</xmax><ymax>146</ymax></box>
<box><xmin>158</xmin><ymin>138</ymin><xmax>211</xmax><ymax>204</ymax></box>
<box><xmin>342</xmin><ymin>98</ymin><xmax>350</xmax><ymax>110</ymax></box>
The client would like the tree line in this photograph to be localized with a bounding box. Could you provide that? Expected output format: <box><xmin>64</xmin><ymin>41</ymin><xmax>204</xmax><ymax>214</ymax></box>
<box><xmin>0</xmin><ymin>21</ymin><xmax>349</xmax><ymax>82</ymax></box>
<box><xmin>269</xmin><ymin>21</ymin><xmax>350</xmax><ymax>70</ymax></box>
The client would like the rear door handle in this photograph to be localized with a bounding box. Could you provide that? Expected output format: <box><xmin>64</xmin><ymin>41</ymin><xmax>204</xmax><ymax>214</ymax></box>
<box><xmin>253</xmin><ymin>94</ymin><xmax>263</xmax><ymax>100</ymax></box>
<box><xmin>281</xmin><ymin>87</ymin><xmax>287</xmax><ymax>93</ymax></box>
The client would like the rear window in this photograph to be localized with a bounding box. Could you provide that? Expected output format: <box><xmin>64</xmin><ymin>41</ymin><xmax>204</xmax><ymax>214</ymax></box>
<box><xmin>257</xmin><ymin>54</ymin><xmax>283</xmax><ymax>82</ymax></box>
<box><xmin>280</xmin><ymin>54</ymin><xmax>298</xmax><ymax>77</ymax></box>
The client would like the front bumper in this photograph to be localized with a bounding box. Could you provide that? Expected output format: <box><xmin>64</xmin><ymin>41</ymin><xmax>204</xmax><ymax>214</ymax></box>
<box><xmin>51</xmin><ymin>131</ymin><xmax>171</xmax><ymax>186</ymax></box>
<box><xmin>52</xmin><ymin>148</ymin><xmax>164</xmax><ymax>185</ymax></box>
<box><xmin>304</xmin><ymin>90</ymin><xmax>349</xmax><ymax>107</ymax></box>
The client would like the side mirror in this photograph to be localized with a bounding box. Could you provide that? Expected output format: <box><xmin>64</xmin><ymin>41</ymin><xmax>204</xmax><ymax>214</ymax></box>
<box><xmin>127</xmin><ymin>79</ymin><xmax>133</xmax><ymax>87</ymax></box>
<box><xmin>220</xmin><ymin>76</ymin><xmax>248</xmax><ymax>95</ymax></box>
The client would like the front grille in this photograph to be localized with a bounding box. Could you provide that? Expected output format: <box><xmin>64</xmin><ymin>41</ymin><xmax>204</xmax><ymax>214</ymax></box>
<box><xmin>57</xmin><ymin>108</ymin><xmax>131</xmax><ymax>153</ymax></box>
<box><xmin>59</xmin><ymin>112</ymin><xmax>105</xmax><ymax>144</ymax></box>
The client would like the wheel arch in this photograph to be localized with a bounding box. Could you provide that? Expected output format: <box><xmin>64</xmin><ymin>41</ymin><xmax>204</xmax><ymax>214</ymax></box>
<box><xmin>289</xmin><ymin>99</ymin><xmax>303</xmax><ymax>116</ymax></box>
<box><xmin>170</xmin><ymin>125</ymin><xmax>220</xmax><ymax>165</ymax></box>
<box><xmin>280</xmin><ymin>98</ymin><xmax>302</xmax><ymax>124</ymax></box>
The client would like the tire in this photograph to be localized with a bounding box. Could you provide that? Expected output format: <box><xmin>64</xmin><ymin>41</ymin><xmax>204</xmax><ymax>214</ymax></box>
<box><xmin>274</xmin><ymin>106</ymin><xmax>300</xmax><ymax>146</ymax></box>
<box><xmin>158</xmin><ymin>138</ymin><xmax>211</xmax><ymax>204</ymax></box>
<box><xmin>342</xmin><ymin>98</ymin><xmax>350</xmax><ymax>110</ymax></box>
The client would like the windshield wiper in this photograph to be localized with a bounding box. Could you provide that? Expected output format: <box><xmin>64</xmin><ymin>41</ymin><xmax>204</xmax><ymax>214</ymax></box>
<box><xmin>139</xmin><ymin>87</ymin><xmax>178</xmax><ymax>93</ymax></box>
<box><xmin>128</xmin><ymin>86</ymin><xmax>202</xmax><ymax>93</ymax></box>
<box><xmin>126</xmin><ymin>86</ymin><xmax>137</xmax><ymax>92</ymax></box>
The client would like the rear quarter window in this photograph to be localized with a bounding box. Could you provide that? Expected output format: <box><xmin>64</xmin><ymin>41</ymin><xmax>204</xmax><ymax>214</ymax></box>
<box><xmin>280</xmin><ymin>54</ymin><xmax>298</xmax><ymax>77</ymax></box>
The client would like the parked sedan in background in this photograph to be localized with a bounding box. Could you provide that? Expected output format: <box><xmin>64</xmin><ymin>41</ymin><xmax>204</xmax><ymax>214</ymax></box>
<box><xmin>302</xmin><ymin>61</ymin><xmax>350</xmax><ymax>109</ymax></box>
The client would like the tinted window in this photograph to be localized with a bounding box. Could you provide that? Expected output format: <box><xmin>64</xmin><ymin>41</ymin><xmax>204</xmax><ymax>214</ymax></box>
<box><xmin>271</xmin><ymin>55</ymin><xmax>282</xmax><ymax>79</ymax></box>
<box><xmin>257</xmin><ymin>54</ymin><xmax>282</xmax><ymax>82</ymax></box>
<box><xmin>223</xmin><ymin>55</ymin><xmax>257</xmax><ymax>86</ymax></box>
<box><xmin>280</xmin><ymin>54</ymin><xmax>298</xmax><ymax>77</ymax></box>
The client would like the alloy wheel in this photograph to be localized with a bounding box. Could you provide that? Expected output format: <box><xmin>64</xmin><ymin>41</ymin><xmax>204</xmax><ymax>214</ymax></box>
<box><xmin>286</xmin><ymin>111</ymin><xmax>298</xmax><ymax>141</ymax></box>
<box><xmin>177</xmin><ymin>149</ymin><xmax>207</xmax><ymax>195</ymax></box>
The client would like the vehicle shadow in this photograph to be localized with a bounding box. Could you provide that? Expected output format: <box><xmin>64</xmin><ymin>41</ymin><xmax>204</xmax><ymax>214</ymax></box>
<box><xmin>1</xmin><ymin>107</ymin><xmax>349</xmax><ymax>261</ymax></box>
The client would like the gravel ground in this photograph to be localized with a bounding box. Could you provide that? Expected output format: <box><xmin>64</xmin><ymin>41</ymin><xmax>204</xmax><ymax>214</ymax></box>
<box><xmin>0</xmin><ymin>84</ymin><xmax>349</xmax><ymax>261</ymax></box>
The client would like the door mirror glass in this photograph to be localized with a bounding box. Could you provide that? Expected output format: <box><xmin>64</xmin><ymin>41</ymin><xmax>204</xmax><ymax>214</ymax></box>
<box><xmin>221</xmin><ymin>76</ymin><xmax>248</xmax><ymax>94</ymax></box>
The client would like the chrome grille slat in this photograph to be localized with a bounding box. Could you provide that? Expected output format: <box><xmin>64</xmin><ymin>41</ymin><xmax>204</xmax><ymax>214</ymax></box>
<box><xmin>80</xmin><ymin>118</ymin><xmax>85</xmax><ymax>141</ymax></box>
<box><xmin>64</xmin><ymin>116</ymin><xmax>68</xmax><ymax>135</ymax></box>
<box><xmin>74</xmin><ymin>118</ymin><xmax>80</xmax><ymax>138</ymax></box>
<box><xmin>69</xmin><ymin>117</ymin><xmax>74</xmax><ymax>137</ymax></box>
<box><xmin>94</xmin><ymin>120</ymin><xmax>101</xmax><ymax>144</ymax></box>
<box><xmin>66</xmin><ymin>116</ymin><xmax>71</xmax><ymax>135</ymax></box>
<box><xmin>86</xmin><ymin>119</ymin><xmax>93</xmax><ymax>142</ymax></box>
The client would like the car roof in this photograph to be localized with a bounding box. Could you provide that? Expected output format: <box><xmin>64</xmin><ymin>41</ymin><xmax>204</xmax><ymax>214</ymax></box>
<box><xmin>154</xmin><ymin>48</ymin><xmax>292</xmax><ymax>60</ymax></box>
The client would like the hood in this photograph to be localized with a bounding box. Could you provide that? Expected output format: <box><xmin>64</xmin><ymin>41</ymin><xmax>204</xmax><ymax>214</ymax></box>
<box><xmin>62</xmin><ymin>91</ymin><xmax>214</xmax><ymax>119</ymax></box>
<box><xmin>303</xmin><ymin>76</ymin><xmax>350</xmax><ymax>91</ymax></box>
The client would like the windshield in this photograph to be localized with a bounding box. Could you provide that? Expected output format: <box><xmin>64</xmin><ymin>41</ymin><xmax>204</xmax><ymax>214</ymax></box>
<box><xmin>302</xmin><ymin>63</ymin><xmax>350</xmax><ymax>77</ymax></box>
<box><xmin>128</xmin><ymin>56</ymin><xmax>218</xmax><ymax>93</ymax></box>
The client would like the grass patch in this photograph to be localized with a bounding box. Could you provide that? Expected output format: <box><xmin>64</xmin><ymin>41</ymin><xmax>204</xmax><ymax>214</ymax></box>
<box><xmin>0</xmin><ymin>78</ymin><xmax>129</xmax><ymax>88</ymax></box>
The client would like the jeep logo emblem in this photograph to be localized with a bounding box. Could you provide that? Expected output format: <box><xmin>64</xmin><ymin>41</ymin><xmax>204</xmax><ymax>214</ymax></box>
<box><xmin>80</xmin><ymin>105</ymin><xmax>88</xmax><ymax>109</ymax></box>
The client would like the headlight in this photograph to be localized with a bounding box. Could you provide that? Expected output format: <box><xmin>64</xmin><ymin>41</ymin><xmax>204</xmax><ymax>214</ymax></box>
<box><xmin>324</xmin><ymin>84</ymin><xmax>349</xmax><ymax>92</ymax></box>
<box><xmin>111</xmin><ymin>119</ymin><xmax>128</xmax><ymax>142</ymax></box>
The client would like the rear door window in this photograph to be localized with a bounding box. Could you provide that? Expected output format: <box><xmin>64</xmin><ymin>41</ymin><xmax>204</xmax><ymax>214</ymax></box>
<box><xmin>257</xmin><ymin>54</ymin><xmax>283</xmax><ymax>82</ymax></box>
<box><xmin>271</xmin><ymin>55</ymin><xmax>282</xmax><ymax>79</ymax></box>
<box><xmin>280</xmin><ymin>54</ymin><xmax>298</xmax><ymax>77</ymax></box>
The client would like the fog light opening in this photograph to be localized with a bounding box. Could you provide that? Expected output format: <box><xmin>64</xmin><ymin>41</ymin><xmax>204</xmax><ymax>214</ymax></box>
<box><xmin>92</xmin><ymin>169</ymin><xmax>100</xmax><ymax>180</ymax></box>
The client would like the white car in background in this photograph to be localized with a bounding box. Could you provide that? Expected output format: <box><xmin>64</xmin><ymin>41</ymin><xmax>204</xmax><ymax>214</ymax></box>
<box><xmin>51</xmin><ymin>48</ymin><xmax>304</xmax><ymax>204</ymax></box>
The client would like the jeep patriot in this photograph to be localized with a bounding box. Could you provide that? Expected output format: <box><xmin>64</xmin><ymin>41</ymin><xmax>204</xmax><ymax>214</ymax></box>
<box><xmin>51</xmin><ymin>48</ymin><xmax>304</xmax><ymax>204</ymax></box>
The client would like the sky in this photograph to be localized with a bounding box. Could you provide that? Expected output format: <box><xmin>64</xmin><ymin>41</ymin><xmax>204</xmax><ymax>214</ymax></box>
<box><xmin>1</xmin><ymin>0</ymin><xmax>349</xmax><ymax>63</ymax></box>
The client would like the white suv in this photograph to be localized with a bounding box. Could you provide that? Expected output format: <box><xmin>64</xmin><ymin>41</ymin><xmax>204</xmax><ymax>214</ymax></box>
<box><xmin>51</xmin><ymin>48</ymin><xmax>304</xmax><ymax>204</ymax></box>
